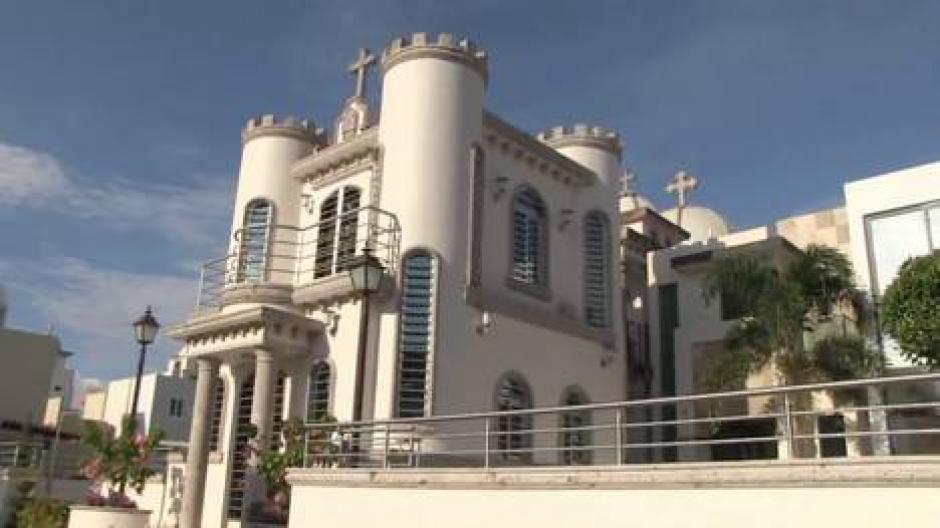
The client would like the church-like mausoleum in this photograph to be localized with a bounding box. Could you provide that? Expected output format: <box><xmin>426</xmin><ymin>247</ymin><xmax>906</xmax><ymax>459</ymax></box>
<box><xmin>168</xmin><ymin>33</ymin><xmax>631</xmax><ymax>527</ymax></box>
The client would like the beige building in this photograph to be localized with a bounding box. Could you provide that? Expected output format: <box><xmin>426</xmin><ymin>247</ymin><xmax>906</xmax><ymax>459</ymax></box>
<box><xmin>0</xmin><ymin>327</ymin><xmax>66</xmax><ymax>438</ymax></box>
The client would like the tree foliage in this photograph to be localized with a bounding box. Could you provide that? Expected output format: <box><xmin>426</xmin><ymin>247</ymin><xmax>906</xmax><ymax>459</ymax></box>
<box><xmin>701</xmin><ymin>244</ymin><xmax>883</xmax><ymax>390</ymax></box>
<box><xmin>881</xmin><ymin>253</ymin><xmax>940</xmax><ymax>369</ymax></box>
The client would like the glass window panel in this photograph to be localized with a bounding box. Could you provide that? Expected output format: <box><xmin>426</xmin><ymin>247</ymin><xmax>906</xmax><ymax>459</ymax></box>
<box><xmin>929</xmin><ymin>207</ymin><xmax>940</xmax><ymax>252</ymax></box>
<box><xmin>868</xmin><ymin>210</ymin><xmax>930</xmax><ymax>294</ymax></box>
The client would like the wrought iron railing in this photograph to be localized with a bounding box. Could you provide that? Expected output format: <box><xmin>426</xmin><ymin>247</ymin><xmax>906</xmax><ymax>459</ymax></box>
<box><xmin>195</xmin><ymin>206</ymin><xmax>401</xmax><ymax>311</ymax></box>
<box><xmin>299</xmin><ymin>373</ymin><xmax>940</xmax><ymax>469</ymax></box>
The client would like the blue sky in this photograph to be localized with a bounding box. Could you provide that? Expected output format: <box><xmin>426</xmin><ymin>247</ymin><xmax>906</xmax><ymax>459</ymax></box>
<box><xmin>1</xmin><ymin>0</ymin><xmax>939</xmax><ymax>387</ymax></box>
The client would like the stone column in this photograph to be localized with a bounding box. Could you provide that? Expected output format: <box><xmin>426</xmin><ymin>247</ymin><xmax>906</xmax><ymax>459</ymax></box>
<box><xmin>250</xmin><ymin>348</ymin><xmax>276</xmax><ymax>453</ymax></box>
<box><xmin>180</xmin><ymin>358</ymin><xmax>218</xmax><ymax>528</ymax></box>
<box><xmin>245</xmin><ymin>348</ymin><xmax>276</xmax><ymax>516</ymax></box>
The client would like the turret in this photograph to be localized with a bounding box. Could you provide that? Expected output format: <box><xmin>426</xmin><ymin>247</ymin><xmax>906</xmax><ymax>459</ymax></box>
<box><xmin>377</xmin><ymin>32</ymin><xmax>487</xmax><ymax>257</ymax></box>
<box><xmin>225</xmin><ymin>115</ymin><xmax>320</xmax><ymax>306</ymax></box>
<box><xmin>537</xmin><ymin>124</ymin><xmax>622</xmax><ymax>188</ymax></box>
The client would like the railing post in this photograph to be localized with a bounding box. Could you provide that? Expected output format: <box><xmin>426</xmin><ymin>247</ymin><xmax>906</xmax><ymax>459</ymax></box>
<box><xmin>12</xmin><ymin>444</ymin><xmax>19</xmax><ymax>468</ymax></box>
<box><xmin>483</xmin><ymin>417</ymin><xmax>490</xmax><ymax>469</ymax></box>
<box><xmin>783</xmin><ymin>392</ymin><xmax>794</xmax><ymax>459</ymax></box>
<box><xmin>303</xmin><ymin>427</ymin><xmax>310</xmax><ymax>468</ymax></box>
<box><xmin>615</xmin><ymin>409</ymin><xmax>623</xmax><ymax>465</ymax></box>
<box><xmin>408</xmin><ymin>426</ymin><xmax>416</xmax><ymax>468</ymax></box>
<box><xmin>383</xmin><ymin>424</ymin><xmax>391</xmax><ymax>469</ymax></box>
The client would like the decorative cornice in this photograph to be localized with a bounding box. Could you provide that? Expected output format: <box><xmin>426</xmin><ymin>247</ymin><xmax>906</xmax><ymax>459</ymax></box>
<box><xmin>381</xmin><ymin>32</ymin><xmax>488</xmax><ymax>84</ymax></box>
<box><xmin>482</xmin><ymin>112</ymin><xmax>595</xmax><ymax>188</ymax></box>
<box><xmin>167</xmin><ymin>305</ymin><xmax>323</xmax><ymax>343</ymax></box>
<box><xmin>291</xmin><ymin>128</ymin><xmax>379</xmax><ymax>183</ymax></box>
<box><xmin>242</xmin><ymin>114</ymin><xmax>322</xmax><ymax>146</ymax></box>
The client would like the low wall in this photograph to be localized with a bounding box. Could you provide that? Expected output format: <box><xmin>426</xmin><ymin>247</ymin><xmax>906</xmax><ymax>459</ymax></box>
<box><xmin>287</xmin><ymin>458</ymin><xmax>940</xmax><ymax>528</ymax></box>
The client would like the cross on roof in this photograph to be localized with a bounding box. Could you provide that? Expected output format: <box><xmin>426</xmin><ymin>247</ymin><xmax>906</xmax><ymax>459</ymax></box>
<box><xmin>620</xmin><ymin>169</ymin><xmax>637</xmax><ymax>197</ymax></box>
<box><xmin>348</xmin><ymin>48</ymin><xmax>376</xmax><ymax>99</ymax></box>
<box><xmin>665</xmin><ymin>170</ymin><xmax>699</xmax><ymax>207</ymax></box>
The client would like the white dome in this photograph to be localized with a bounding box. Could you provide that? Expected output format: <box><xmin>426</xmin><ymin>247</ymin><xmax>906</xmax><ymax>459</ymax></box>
<box><xmin>619</xmin><ymin>193</ymin><xmax>656</xmax><ymax>212</ymax></box>
<box><xmin>662</xmin><ymin>206</ymin><xmax>731</xmax><ymax>241</ymax></box>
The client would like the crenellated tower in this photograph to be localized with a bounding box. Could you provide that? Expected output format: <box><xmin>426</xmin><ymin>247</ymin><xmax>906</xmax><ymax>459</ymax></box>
<box><xmin>224</xmin><ymin>115</ymin><xmax>321</xmax><ymax>308</ymax></box>
<box><xmin>537</xmin><ymin>124</ymin><xmax>623</xmax><ymax>188</ymax></box>
<box><xmin>377</xmin><ymin>32</ymin><xmax>487</xmax><ymax>258</ymax></box>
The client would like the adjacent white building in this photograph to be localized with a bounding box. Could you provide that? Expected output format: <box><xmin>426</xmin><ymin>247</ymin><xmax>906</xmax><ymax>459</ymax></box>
<box><xmin>81</xmin><ymin>367</ymin><xmax>196</xmax><ymax>443</ymax></box>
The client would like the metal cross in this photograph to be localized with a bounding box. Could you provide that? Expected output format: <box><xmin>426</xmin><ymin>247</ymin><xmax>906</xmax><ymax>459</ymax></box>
<box><xmin>665</xmin><ymin>170</ymin><xmax>699</xmax><ymax>207</ymax></box>
<box><xmin>620</xmin><ymin>169</ymin><xmax>637</xmax><ymax>197</ymax></box>
<box><xmin>348</xmin><ymin>48</ymin><xmax>376</xmax><ymax>99</ymax></box>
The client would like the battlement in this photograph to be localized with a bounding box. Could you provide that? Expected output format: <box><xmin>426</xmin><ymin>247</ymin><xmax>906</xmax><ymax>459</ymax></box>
<box><xmin>380</xmin><ymin>32</ymin><xmax>488</xmax><ymax>82</ymax></box>
<box><xmin>242</xmin><ymin>114</ymin><xmax>321</xmax><ymax>144</ymax></box>
<box><xmin>537</xmin><ymin>124</ymin><xmax>622</xmax><ymax>157</ymax></box>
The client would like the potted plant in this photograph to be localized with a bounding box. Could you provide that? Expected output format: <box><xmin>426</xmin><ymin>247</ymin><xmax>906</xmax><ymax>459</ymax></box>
<box><xmin>67</xmin><ymin>417</ymin><xmax>163</xmax><ymax>528</ymax></box>
<box><xmin>246</xmin><ymin>417</ymin><xmax>337</xmax><ymax>525</ymax></box>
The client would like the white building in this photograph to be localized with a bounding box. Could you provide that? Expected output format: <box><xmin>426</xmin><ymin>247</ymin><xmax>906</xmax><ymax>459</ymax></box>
<box><xmin>81</xmin><ymin>362</ymin><xmax>196</xmax><ymax>443</ymax></box>
<box><xmin>646</xmin><ymin>161</ymin><xmax>940</xmax><ymax>461</ymax></box>
<box><xmin>169</xmin><ymin>33</ymin><xmax>629</xmax><ymax>527</ymax></box>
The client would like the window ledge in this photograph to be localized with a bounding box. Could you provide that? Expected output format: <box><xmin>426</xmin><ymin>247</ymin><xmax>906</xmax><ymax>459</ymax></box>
<box><xmin>504</xmin><ymin>277</ymin><xmax>553</xmax><ymax>302</ymax></box>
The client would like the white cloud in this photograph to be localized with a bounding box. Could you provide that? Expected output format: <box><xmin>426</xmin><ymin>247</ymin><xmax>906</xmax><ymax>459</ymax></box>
<box><xmin>0</xmin><ymin>143</ymin><xmax>71</xmax><ymax>206</ymax></box>
<box><xmin>0</xmin><ymin>141</ymin><xmax>232</xmax><ymax>247</ymax></box>
<box><xmin>5</xmin><ymin>256</ymin><xmax>199</xmax><ymax>378</ymax></box>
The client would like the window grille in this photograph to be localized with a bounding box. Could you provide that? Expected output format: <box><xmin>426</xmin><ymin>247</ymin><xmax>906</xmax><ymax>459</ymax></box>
<box><xmin>227</xmin><ymin>372</ymin><xmax>254</xmax><ymax>519</ymax></box>
<box><xmin>494</xmin><ymin>374</ymin><xmax>532</xmax><ymax>461</ymax></box>
<box><xmin>511</xmin><ymin>187</ymin><xmax>547</xmax><ymax>285</ymax></box>
<box><xmin>395</xmin><ymin>251</ymin><xmax>436</xmax><ymax>418</ymax></box>
<box><xmin>271</xmin><ymin>371</ymin><xmax>286</xmax><ymax>449</ymax></box>
<box><xmin>208</xmin><ymin>381</ymin><xmax>224</xmax><ymax>453</ymax></box>
<box><xmin>236</xmin><ymin>199</ymin><xmax>273</xmax><ymax>282</ymax></box>
<box><xmin>560</xmin><ymin>387</ymin><xmax>591</xmax><ymax>465</ymax></box>
<box><xmin>583</xmin><ymin>212</ymin><xmax>610</xmax><ymax>327</ymax></box>
<box><xmin>307</xmin><ymin>362</ymin><xmax>331</xmax><ymax>422</ymax></box>
<box><xmin>314</xmin><ymin>187</ymin><xmax>361</xmax><ymax>278</ymax></box>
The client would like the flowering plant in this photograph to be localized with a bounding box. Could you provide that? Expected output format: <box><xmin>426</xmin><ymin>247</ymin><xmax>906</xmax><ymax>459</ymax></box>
<box><xmin>80</xmin><ymin>416</ymin><xmax>164</xmax><ymax>508</ymax></box>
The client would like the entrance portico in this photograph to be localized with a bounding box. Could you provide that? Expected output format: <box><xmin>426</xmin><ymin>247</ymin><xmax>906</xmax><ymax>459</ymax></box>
<box><xmin>168</xmin><ymin>305</ymin><xmax>325</xmax><ymax>528</ymax></box>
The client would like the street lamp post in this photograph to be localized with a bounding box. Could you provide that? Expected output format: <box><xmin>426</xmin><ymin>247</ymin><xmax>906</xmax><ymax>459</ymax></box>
<box><xmin>121</xmin><ymin>306</ymin><xmax>159</xmax><ymax>493</ymax></box>
<box><xmin>347</xmin><ymin>247</ymin><xmax>385</xmax><ymax>423</ymax></box>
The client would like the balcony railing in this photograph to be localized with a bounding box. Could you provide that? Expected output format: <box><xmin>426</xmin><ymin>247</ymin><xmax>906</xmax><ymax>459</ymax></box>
<box><xmin>0</xmin><ymin>442</ymin><xmax>43</xmax><ymax>470</ymax></box>
<box><xmin>298</xmin><ymin>373</ymin><xmax>940</xmax><ymax>469</ymax></box>
<box><xmin>195</xmin><ymin>206</ymin><xmax>400</xmax><ymax>311</ymax></box>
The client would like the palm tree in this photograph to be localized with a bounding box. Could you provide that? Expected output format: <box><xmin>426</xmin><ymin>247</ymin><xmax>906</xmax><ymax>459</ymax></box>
<box><xmin>700</xmin><ymin>245</ymin><xmax>884</xmax><ymax>457</ymax></box>
<box><xmin>701</xmin><ymin>244</ymin><xmax>884</xmax><ymax>389</ymax></box>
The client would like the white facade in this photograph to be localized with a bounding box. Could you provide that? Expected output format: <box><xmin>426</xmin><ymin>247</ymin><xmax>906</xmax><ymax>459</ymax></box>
<box><xmin>90</xmin><ymin>372</ymin><xmax>196</xmax><ymax>442</ymax></box>
<box><xmin>169</xmin><ymin>33</ymin><xmax>629</xmax><ymax>527</ymax></box>
<box><xmin>844</xmin><ymin>161</ymin><xmax>940</xmax><ymax>367</ymax></box>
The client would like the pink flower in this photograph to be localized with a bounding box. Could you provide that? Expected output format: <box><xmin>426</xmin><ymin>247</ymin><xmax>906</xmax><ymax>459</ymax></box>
<box><xmin>82</xmin><ymin>458</ymin><xmax>102</xmax><ymax>481</ymax></box>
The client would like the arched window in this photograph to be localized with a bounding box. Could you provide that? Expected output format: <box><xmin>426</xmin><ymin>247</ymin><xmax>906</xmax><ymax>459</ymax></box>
<box><xmin>559</xmin><ymin>386</ymin><xmax>592</xmax><ymax>465</ymax></box>
<box><xmin>510</xmin><ymin>186</ymin><xmax>547</xmax><ymax>286</ymax></box>
<box><xmin>307</xmin><ymin>361</ymin><xmax>331</xmax><ymax>422</ymax></box>
<box><xmin>236</xmin><ymin>199</ymin><xmax>274</xmax><ymax>282</ymax></box>
<box><xmin>583</xmin><ymin>211</ymin><xmax>611</xmax><ymax>328</ymax></box>
<box><xmin>395</xmin><ymin>251</ymin><xmax>437</xmax><ymax>418</ymax></box>
<box><xmin>494</xmin><ymin>373</ymin><xmax>532</xmax><ymax>462</ymax></box>
<box><xmin>314</xmin><ymin>187</ymin><xmax>361</xmax><ymax>278</ymax></box>
<box><xmin>208</xmin><ymin>379</ymin><xmax>225</xmax><ymax>453</ymax></box>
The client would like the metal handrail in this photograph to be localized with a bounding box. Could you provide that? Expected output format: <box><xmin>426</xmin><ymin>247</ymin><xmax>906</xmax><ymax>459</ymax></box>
<box><xmin>299</xmin><ymin>372</ymin><xmax>940</xmax><ymax>469</ymax></box>
<box><xmin>194</xmin><ymin>205</ymin><xmax>401</xmax><ymax>310</ymax></box>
